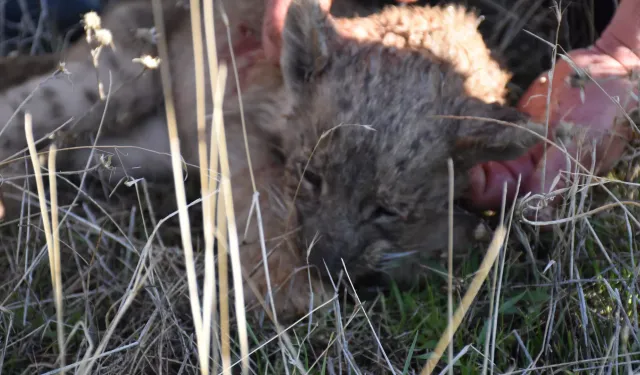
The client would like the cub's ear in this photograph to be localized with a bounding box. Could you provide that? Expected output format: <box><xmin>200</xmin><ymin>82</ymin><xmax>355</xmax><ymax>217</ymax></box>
<box><xmin>451</xmin><ymin>98</ymin><xmax>548</xmax><ymax>167</ymax></box>
<box><xmin>281</xmin><ymin>0</ymin><xmax>336</xmax><ymax>96</ymax></box>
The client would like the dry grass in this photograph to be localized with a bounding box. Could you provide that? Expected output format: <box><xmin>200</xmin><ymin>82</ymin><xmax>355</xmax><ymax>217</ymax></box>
<box><xmin>1</xmin><ymin>0</ymin><xmax>640</xmax><ymax>374</ymax></box>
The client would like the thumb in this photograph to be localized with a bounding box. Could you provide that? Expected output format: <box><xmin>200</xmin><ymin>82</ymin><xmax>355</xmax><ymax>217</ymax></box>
<box><xmin>526</xmin><ymin>109</ymin><xmax>636</xmax><ymax>202</ymax></box>
<box><xmin>525</xmin><ymin>135</ymin><xmax>580</xmax><ymax>202</ymax></box>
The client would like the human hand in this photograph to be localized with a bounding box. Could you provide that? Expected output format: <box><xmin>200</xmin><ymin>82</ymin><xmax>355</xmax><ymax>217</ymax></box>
<box><xmin>466</xmin><ymin>43</ymin><xmax>639</xmax><ymax>214</ymax></box>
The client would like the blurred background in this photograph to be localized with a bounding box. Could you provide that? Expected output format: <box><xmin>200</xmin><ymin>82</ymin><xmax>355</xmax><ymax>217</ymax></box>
<box><xmin>1</xmin><ymin>0</ymin><xmax>103</xmax><ymax>56</ymax></box>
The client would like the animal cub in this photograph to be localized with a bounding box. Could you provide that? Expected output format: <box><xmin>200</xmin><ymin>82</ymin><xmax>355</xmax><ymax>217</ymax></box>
<box><xmin>274</xmin><ymin>0</ymin><xmax>557</xmax><ymax>288</ymax></box>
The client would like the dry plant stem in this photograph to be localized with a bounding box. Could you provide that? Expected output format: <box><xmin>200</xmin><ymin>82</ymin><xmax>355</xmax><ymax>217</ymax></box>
<box><xmin>208</xmin><ymin>62</ymin><xmax>230</xmax><ymax>374</ymax></box>
<box><xmin>206</xmin><ymin>54</ymin><xmax>223</xmax><ymax>375</ymax></box>
<box><xmin>539</xmin><ymin>7</ymin><xmax>563</xmax><ymax>208</ymax></box>
<box><xmin>521</xmin><ymin>200</ymin><xmax>640</xmax><ymax>226</ymax></box>
<box><xmin>215</xmin><ymin>156</ymin><xmax>231</xmax><ymax>374</ymax></box>
<box><xmin>420</xmin><ymin>225</ymin><xmax>508</xmax><ymax>375</ymax></box>
<box><xmin>0</xmin><ymin>306</ymin><xmax>13</xmax><ymax>371</ymax></box>
<box><xmin>212</xmin><ymin>63</ymin><xmax>250</xmax><ymax>375</ymax></box>
<box><xmin>149</xmin><ymin>0</ymin><xmax>206</xmax><ymax>372</ymax></box>
<box><xmin>202</xmin><ymin>0</ymin><xmax>222</xmax><ymax>372</ymax></box>
<box><xmin>480</xmin><ymin>181</ymin><xmax>515</xmax><ymax>375</ymax></box>
<box><xmin>24</xmin><ymin>113</ymin><xmax>66</xmax><ymax>373</ymax></box>
<box><xmin>48</xmin><ymin>144</ymin><xmax>65</xmax><ymax>374</ymax></box>
<box><xmin>188</xmin><ymin>0</ymin><xmax>217</xmax><ymax>373</ymax></box>
<box><xmin>446</xmin><ymin>158</ymin><xmax>454</xmax><ymax>375</ymax></box>
<box><xmin>482</xmin><ymin>238</ymin><xmax>500</xmax><ymax>375</ymax></box>
<box><xmin>201</xmin><ymin>58</ymin><xmax>226</xmax><ymax>374</ymax></box>
<box><xmin>491</xmin><ymin>181</ymin><xmax>517</xmax><ymax>373</ymax></box>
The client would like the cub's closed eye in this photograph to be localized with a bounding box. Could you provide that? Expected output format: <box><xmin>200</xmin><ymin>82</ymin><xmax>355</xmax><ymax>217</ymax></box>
<box><xmin>302</xmin><ymin>170</ymin><xmax>322</xmax><ymax>189</ymax></box>
<box><xmin>371</xmin><ymin>206</ymin><xmax>397</xmax><ymax>220</ymax></box>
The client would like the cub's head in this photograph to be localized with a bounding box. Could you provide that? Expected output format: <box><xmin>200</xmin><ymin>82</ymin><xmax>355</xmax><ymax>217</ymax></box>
<box><xmin>277</xmin><ymin>0</ymin><xmax>548</xmax><ymax>283</ymax></box>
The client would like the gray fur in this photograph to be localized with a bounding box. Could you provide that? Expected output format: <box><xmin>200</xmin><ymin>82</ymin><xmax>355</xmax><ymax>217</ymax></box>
<box><xmin>276</xmin><ymin>0</ymin><xmax>555</xmax><ymax>286</ymax></box>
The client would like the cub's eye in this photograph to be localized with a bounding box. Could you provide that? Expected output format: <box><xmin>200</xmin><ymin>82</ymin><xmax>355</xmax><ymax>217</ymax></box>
<box><xmin>301</xmin><ymin>169</ymin><xmax>322</xmax><ymax>192</ymax></box>
<box><xmin>371</xmin><ymin>205</ymin><xmax>397</xmax><ymax>221</ymax></box>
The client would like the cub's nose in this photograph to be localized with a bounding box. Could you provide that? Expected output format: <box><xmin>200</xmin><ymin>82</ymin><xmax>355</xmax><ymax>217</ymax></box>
<box><xmin>305</xmin><ymin>237</ymin><xmax>356</xmax><ymax>282</ymax></box>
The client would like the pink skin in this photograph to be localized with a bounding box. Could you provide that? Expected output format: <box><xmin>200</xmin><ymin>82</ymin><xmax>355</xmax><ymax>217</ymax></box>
<box><xmin>466</xmin><ymin>0</ymin><xmax>640</xmax><ymax>213</ymax></box>
<box><xmin>262</xmin><ymin>0</ymin><xmax>333</xmax><ymax>64</ymax></box>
